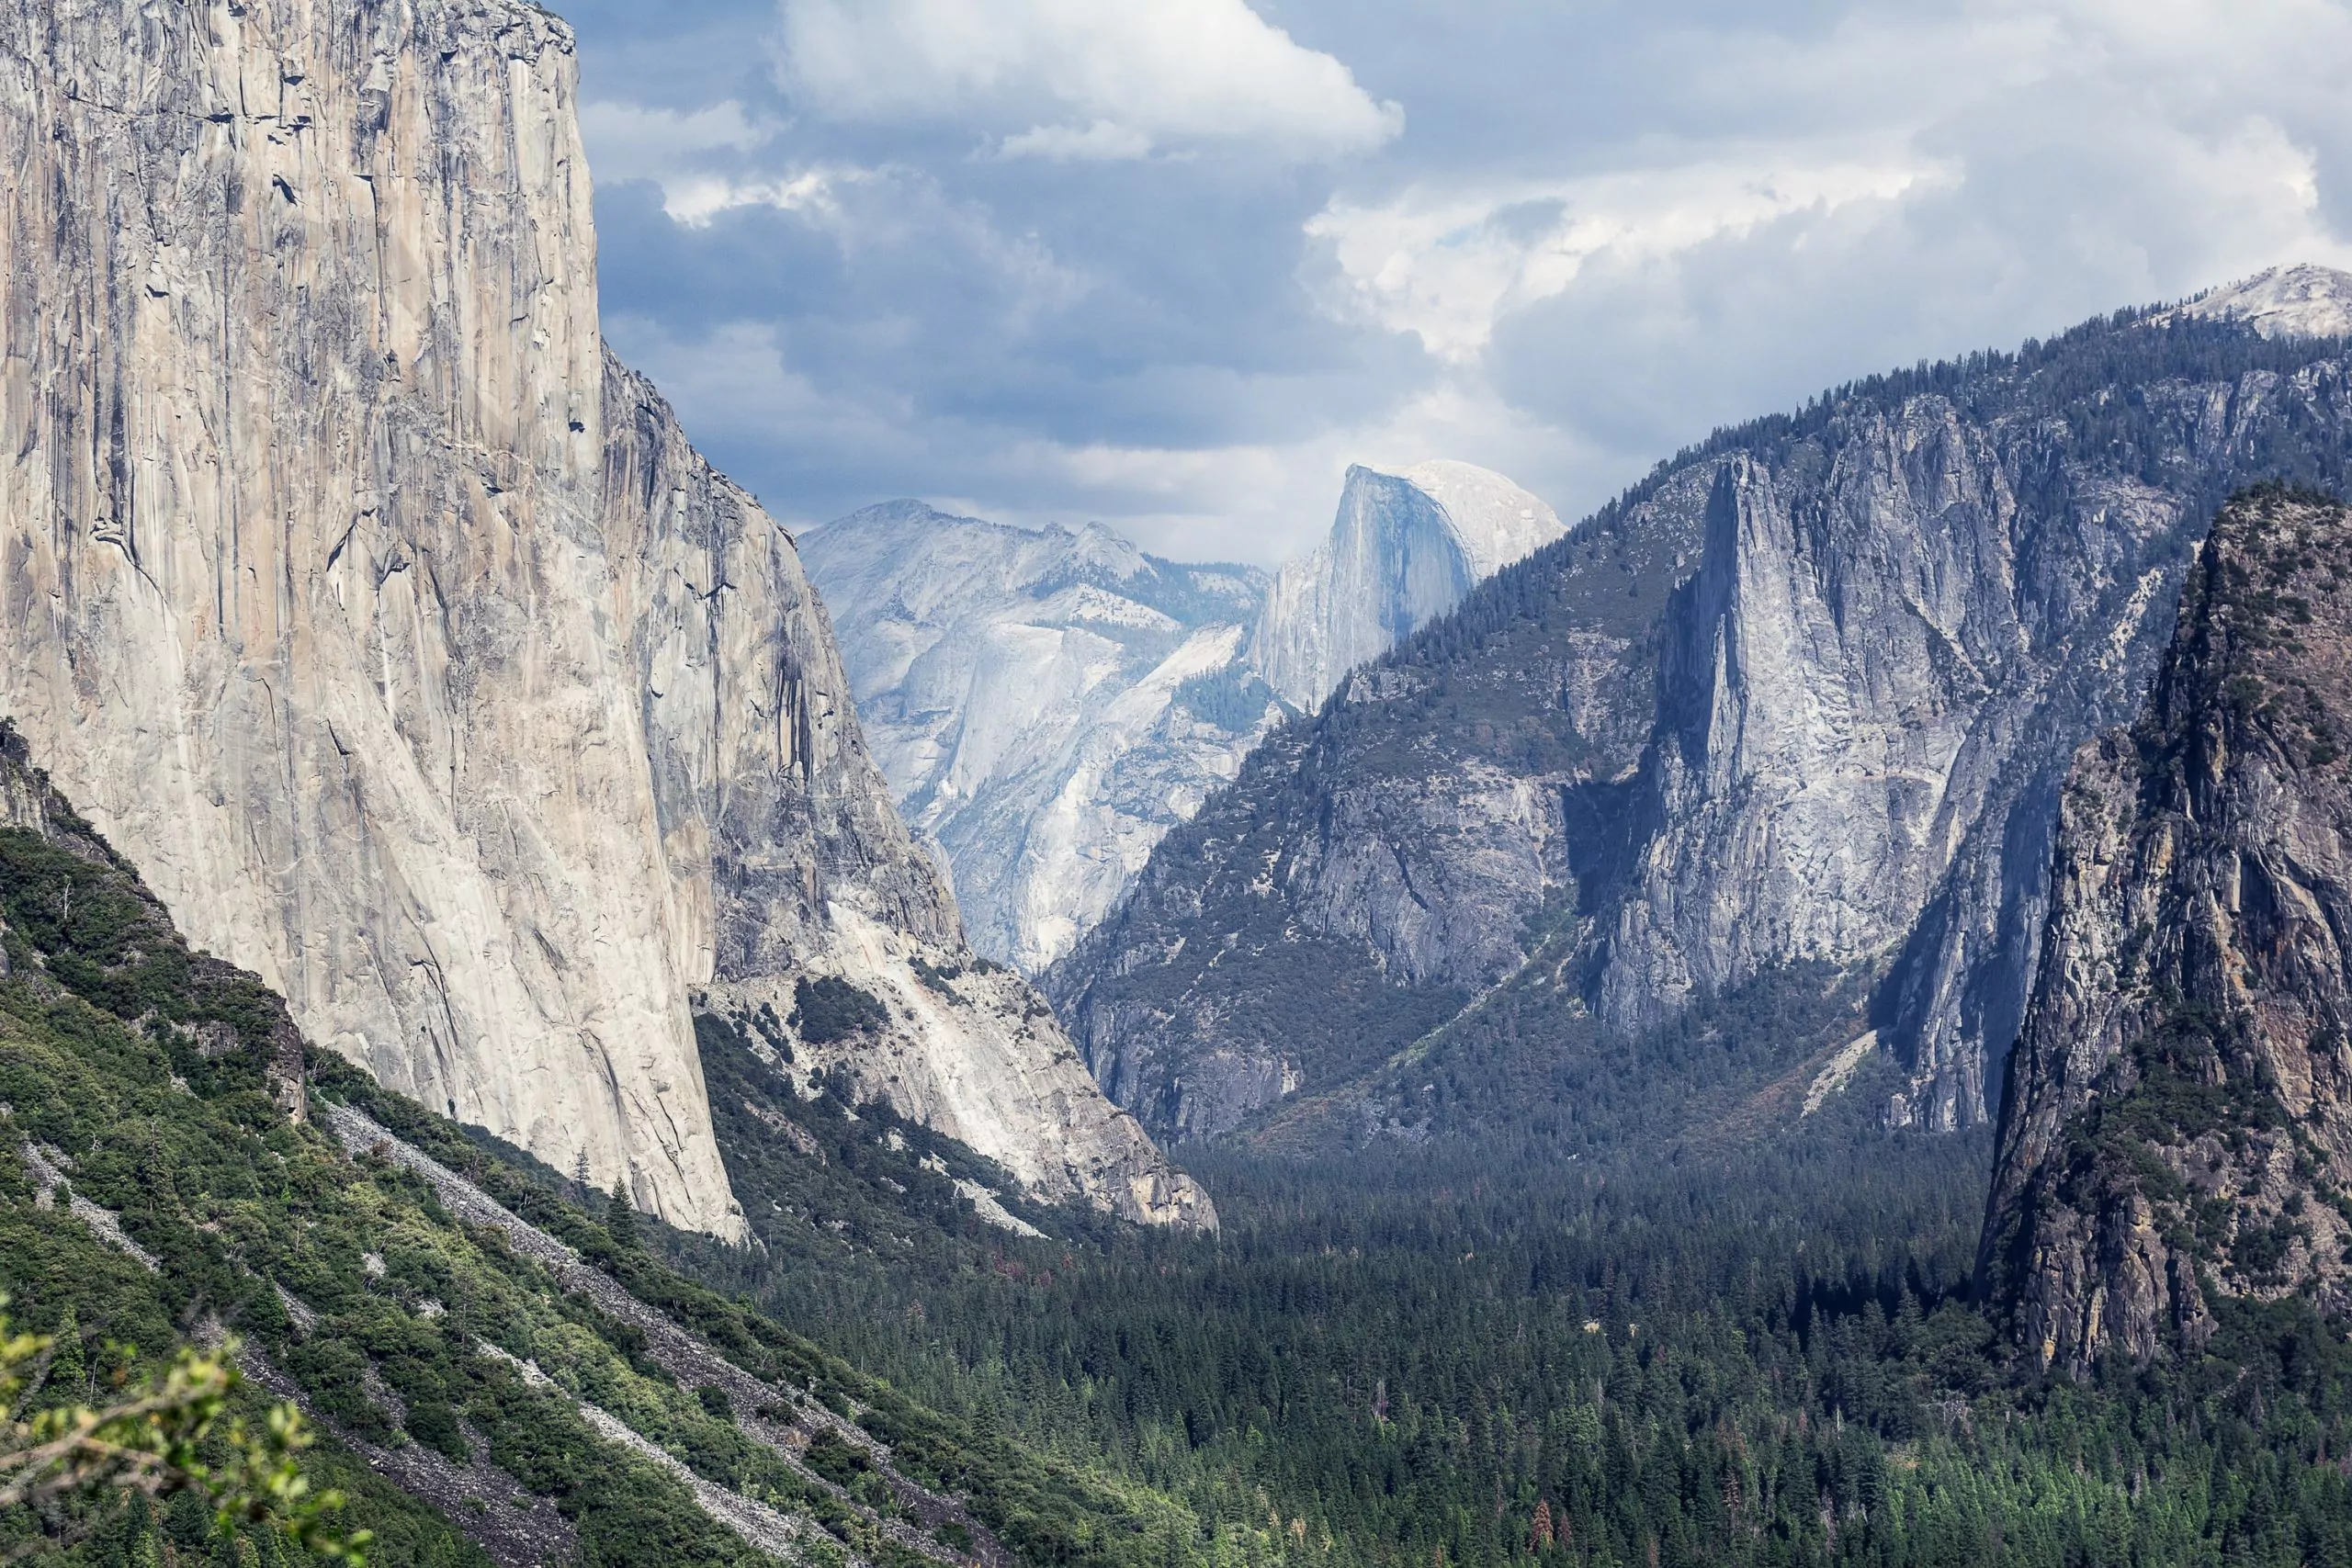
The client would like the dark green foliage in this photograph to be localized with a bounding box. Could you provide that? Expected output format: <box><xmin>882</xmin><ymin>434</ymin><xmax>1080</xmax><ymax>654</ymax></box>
<box><xmin>0</xmin><ymin>744</ymin><xmax>1201</xmax><ymax>1568</ymax></box>
<box><xmin>912</xmin><ymin>957</ymin><xmax>967</xmax><ymax>998</ymax></box>
<box><xmin>1171</xmin><ymin>667</ymin><xmax>1290</xmax><ymax>732</ymax></box>
<box><xmin>1353</xmin><ymin>956</ymin><xmax>1874</xmax><ymax>1149</ymax></box>
<box><xmin>605</xmin><ymin>1180</ymin><xmax>639</xmax><ymax>1250</ymax></box>
<box><xmin>320</xmin><ymin>1027</ymin><xmax>1193</xmax><ymax>1568</ymax></box>
<box><xmin>680</xmin><ymin>1081</ymin><xmax>2352</xmax><ymax>1568</ymax></box>
<box><xmin>0</xmin><ymin>816</ymin><xmax>291</xmax><ymax>1095</ymax></box>
<box><xmin>793</xmin><ymin>976</ymin><xmax>891</xmax><ymax>1045</ymax></box>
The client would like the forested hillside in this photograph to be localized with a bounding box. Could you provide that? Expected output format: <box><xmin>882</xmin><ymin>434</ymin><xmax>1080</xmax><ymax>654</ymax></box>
<box><xmin>0</xmin><ymin>723</ymin><xmax>1191</xmax><ymax>1566</ymax></box>
<box><xmin>663</xmin><ymin>1007</ymin><xmax>2352</xmax><ymax>1568</ymax></box>
<box><xmin>15</xmin><ymin>529</ymin><xmax>2352</xmax><ymax>1567</ymax></box>
<box><xmin>655</xmin><ymin>667</ymin><xmax>2352</xmax><ymax>1566</ymax></box>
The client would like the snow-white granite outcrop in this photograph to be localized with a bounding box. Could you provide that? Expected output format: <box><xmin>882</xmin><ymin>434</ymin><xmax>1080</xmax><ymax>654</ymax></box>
<box><xmin>2165</xmin><ymin>263</ymin><xmax>2352</xmax><ymax>340</ymax></box>
<box><xmin>804</xmin><ymin>466</ymin><xmax>1562</xmax><ymax>974</ymax></box>
<box><xmin>800</xmin><ymin>503</ymin><xmax>1279</xmax><ymax>974</ymax></box>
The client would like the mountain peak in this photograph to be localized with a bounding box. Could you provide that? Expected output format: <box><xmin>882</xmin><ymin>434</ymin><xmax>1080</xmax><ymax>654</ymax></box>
<box><xmin>1251</xmin><ymin>459</ymin><xmax>1565</xmax><ymax>711</ymax></box>
<box><xmin>1069</xmin><ymin>518</ymin><xmax>1150</xmax><ymax>579</ymax></box>
<box><xmin>1377</xmin><ymin>459</ymin><xmax>1565</xmax><ymax>581</ymax></box>
<box><xmin>816</xmin><ymin>498</ymin><xmax>1001</xmax><ymax>536</ymax></box>
<box><xmin>2172</xmin><ymin>262</ymin><xmax>2352</xmax><ymax>339</ymax></box>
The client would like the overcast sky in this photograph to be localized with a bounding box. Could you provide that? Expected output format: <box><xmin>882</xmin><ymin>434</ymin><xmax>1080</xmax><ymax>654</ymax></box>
<box><xmin>563</xmin><ymin>0</ymin><xmax>2352</xmax><ymax>565</ymax></box>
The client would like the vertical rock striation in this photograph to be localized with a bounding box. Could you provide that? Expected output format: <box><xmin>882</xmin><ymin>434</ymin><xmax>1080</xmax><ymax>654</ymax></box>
<box><xmin>0</xmin><ymin>0</ymin><xmax>741</xmax><ymax>1232</ymax></box>
<box><xmin>1251</xmin><ymin>462</ymin><xmax>1566</xmax><ymax>713</ymax></box>
<box><xmin>0</xmin><ymin>0</ymin><xmax>1207</xmax><ymax>1233</ymax></box>
<box><xmin>1980</xmin><ymin>489</ymin><xmax>2352</xmax><ymax>1373</ymax></box>
<box><xmin>1051</xmin><ymin>288</ymin><xmax>2352</xmax><ymax>1144</ymax></box>
<box><xmin>1603</xmin><ymin>408</ymin><xmax>2198</xmax><ymax>1131</ymax></box>
<box><xmin>1045</xmin><ymin>463</ymin><xmax>1694</xmax><ymax>1140</ymax></box>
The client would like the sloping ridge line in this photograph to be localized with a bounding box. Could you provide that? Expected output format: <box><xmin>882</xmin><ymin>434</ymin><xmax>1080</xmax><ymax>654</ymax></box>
<box><xmin>320</xmin><ymin>1102</ymin><xmax>1007</xmax><ymax>1568</ymax></box>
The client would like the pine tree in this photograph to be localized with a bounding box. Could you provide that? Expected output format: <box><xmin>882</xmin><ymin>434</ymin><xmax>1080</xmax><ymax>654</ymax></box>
<box><xmin>606</xmin><ymin>1179</ymin><xmax>639</xmax><ymax>1248</ymax></box>
<box><xmin>46</xmin><ymin>1304</ymin><xmax>86</xmax><ymax>1407</ymax></box>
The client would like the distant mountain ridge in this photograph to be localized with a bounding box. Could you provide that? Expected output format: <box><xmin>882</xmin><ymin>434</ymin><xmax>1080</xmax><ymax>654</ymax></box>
<box><xmin>1045</xmin><ymin>268</ymin><xmax>2352</xmax><ymax>1145</ymax></box>
<box><xmin>799</xmin><ymin>502</ymin><xmax>1280</xmax><ymax>975</ymax></box>
<box><xmin>802</xmin><ymin>463</ymin><xmax>1565</xmax><ymax>973</ymax></box>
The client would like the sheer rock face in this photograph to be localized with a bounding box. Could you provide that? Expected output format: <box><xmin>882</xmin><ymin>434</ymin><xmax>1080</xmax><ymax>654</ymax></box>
<box><xmin>1600</xmin><ymin>408</ymin><xmax>2202</xmax><ymax>1132</ymax></box>
<box><xmin>1049</xmin><ymin>291</ymin><xmax>2352</xmax><ymax>1145</ymax></box>
<box><xmin>1045</xmin><ymin>462</ymin><xmax>1701</xmax><ymax>1141</ymax></box>
<box><xmin>600</xmin><ymin>365</ymin><xmax>964</xmax><ymax>976</ymax></box>
<box><xmin>0</xmin><ymin>0</ymin><xmax>736</xmax><ymax>1229</ymax></box>
<box><xmin>800</xmin><ymin>502</ymin><xmax>1276</xmax><ymax>975</ymax></box>
<box><xmin>1251</xmin><ymin>462</ymin><xmax>1566</xmax><ymax>712</ymax></box>
<box><xmin>0</xmin><ymin>0</ymin><xmax>1208</xmax><ymax>1234</ymax></box>
<box><xmin>1980</xmin><ymin>491</ymin><xmax>2352</xmax><ymax>1374</ymax></box>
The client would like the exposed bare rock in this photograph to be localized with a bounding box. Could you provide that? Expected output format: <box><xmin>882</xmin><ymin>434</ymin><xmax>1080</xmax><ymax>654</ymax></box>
<box><xmin>0</xmin><ymin>0</ymin><xmax>741</xmax><ymax>1234</ymax></box>
<box><xmin>801</xmin><ymin>502</ymin><xmax>1276</xmax><ymax>975</ymax></box>
<box><xmin>600</xmin><ymin>417</ymin><xmax>1213</xmax><ymax>1226</ymax></box>
<box><xmin>802</xmin><ymin>465</ymin><xmax>1560</xmax><ymax>998</ymax></box>
<box><xmin>1045</xmin><ymin>460</ymin><xmax>1691</xmax><ymax>1139</ymax></box>
<box><xmin>2163</xmin><ymin>263</ymin><xmax>2352</xmax><ymax>340</ymax></box>
<box><xmin>1250</xmin><ymin>463</ymin><xmax>1566</xmax><ymax>713</ymax></box>
<box><xmin>0</xmin><ymin>0</ymin><xmax>1203</xmax><ymax>1235</ymax></box>
<box><xmin>700</xmin><ymin>915</ymin><xmax>1216</xmax><ymax>1228</ymax></box>
<box><xmin>1980</xmin><ymin>488</ymin><xmax>2352</xmax><ymax>1375</ymax></box>
<box><xmin>1050</xmin><ymin>291</ymin><xmax>2352</xmax><ymax>1144</ymax></box>
<box><xmin>1600</xmin><ymin>409</ymin><xmax>2202</xmax><ymax>1131</ymax></box>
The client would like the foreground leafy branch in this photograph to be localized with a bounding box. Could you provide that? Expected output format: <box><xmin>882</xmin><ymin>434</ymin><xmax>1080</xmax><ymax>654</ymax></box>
<box><xmin>0</xmin><ymin>1303</ymin><xmax>367</xmax><ymax>1562</ymax></box>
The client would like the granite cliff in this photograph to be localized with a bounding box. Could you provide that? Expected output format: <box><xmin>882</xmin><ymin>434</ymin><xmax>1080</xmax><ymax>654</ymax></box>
<box><xmin>799</xmin><ymin>502</ymin><xmax>1278</xmax><ymax>975</ymax></box>
<box><xmin>803</xmin><ymin>463</ymin><xmax>1560</xmax><ymax>979</ymax></box>
<box><xmin>0</xmin><ymin>0</ymin><xmax>1205</xmax><ymax>1233</ymax></box>
<box><xmin>1978</xmin><ymin>487</ymin><xmax>2352</xmax><ymax>1373</ymax></box>
<box><xmin>1250</xmin><ymin>462</ymin><xmax>1566</xmax><ymax>713</ymax></box>
<box><xmin>1049</xmin><ymin>276</ymin><xmax>2352</xmax><ymax>1143</ymax></box>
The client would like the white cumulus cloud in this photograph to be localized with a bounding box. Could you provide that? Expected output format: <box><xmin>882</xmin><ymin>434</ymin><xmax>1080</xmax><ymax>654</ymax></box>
<box><xmin>1306</xmin><ymin>152</ymin><xmax>1959</xmax><ymax>362</ymax></box>
<box><xmin>775</xmin><ymin>0</ymin><xmax>1403</xmax><ymax>162</ymax></box>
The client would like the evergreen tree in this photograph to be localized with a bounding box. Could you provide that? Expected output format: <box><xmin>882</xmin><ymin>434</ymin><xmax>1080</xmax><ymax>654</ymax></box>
<box><xmin>45</xmin><ymin>1304</ymin><xmax>86</xmax><ymax>1408</ymax></box>
<box><xmin>606</xmin><ymin>1179</ymin><xmax>639</xmax><ymax>1249</ymax></box>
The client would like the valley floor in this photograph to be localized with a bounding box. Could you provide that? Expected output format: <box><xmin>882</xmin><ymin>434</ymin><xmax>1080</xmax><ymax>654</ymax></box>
<box><xmin>664</xmin><ymin>1039</ymin><xmax>2352</xmax><ymax>1568</ymax></box>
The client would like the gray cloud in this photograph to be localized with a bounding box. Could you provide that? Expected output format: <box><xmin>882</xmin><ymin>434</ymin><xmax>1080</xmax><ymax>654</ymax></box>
<box><xmin>563</xmin><ymin>0</ymin><xmax>2352</xmax><ymax>563</ymax></box>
